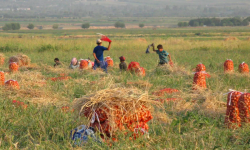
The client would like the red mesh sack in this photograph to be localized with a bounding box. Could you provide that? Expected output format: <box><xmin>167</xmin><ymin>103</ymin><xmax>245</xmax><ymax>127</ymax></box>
<box><xmin>5</xmin><ymin>80</ymin><xmax>20</xmax><ymax>90</ymax></box>
<box><xmin>238</xmin><ymin>93</ymin><xmax>250</xmax><ymax>123</ymax></box>
<box><xmin>79</xmin><ymin>60</ymin><xmax>89</xmax><ymax>69</ymax></box>
<box><xmin>0</xmin><ymin>71</ymin><xmax>4</xmax><ymax>86</ymax></box>
<box><xmin>193</xmin><ymin>72</ymin><xmax>207</xmax><ymax>90</ymax></box>
<box><xmin>105</xmin><ymin>57</ymin><xmax>114</xmax><ymax>67</ymax></box>
<box><xmin>9</xmin><ymin>62</ymin><xmax>19</xmax><ymax>72</ymax></box>
<box><xmin>224</xmin><ymin>59</ymin><xmax>234</xmax><ymax>72</ymax></box>
<box><xmin>225</xmin><ymin>91</ymin><xmax>242</xmax><ymax>128</ymax></box>
<box><xmin>196</xmin><ymin>63</ymin><xmax>206</xmax><ymax>72</ymax></box>
<box><xmin>135</xmin><ymin>67</ymin><xmax>146</xmax><ymax>77</ymax></box>
<box><xmin>239</xmin><ymin>62</ymin><xmax>249</xmax><ymax>73</ymax></box>
<box><xmin>127</xmin><ymin>62</ymin><xmax>140</xmax><ymax>72</ymax></box>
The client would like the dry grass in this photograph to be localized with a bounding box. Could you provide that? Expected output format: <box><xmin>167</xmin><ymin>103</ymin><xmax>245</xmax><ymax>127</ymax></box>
<box><xmin>224</xmin><ymin>36</ymin><xmax>238</xmax><ymax>41</ymax></box>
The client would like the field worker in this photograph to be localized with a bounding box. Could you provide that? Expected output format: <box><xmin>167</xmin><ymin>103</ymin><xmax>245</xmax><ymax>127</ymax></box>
<box><xmin>153</xmin><ymin>44</ymin><xmax>171</xmax><ymax>66</ymax></box>
<box><xmin>54</xmin><ymin>58</ymin><xmax>62</xmax><ymax>67</ymax></box>
<box><xmin>93</xmin><ymin>39</ymin><xmax>112</xmax><ymax>72</ymax></box>
<box><xmin>69</xmin><ymin>57</ymin><xmax>79</xmax><ymax>69</ymax></box>
<box><xmin>119</xmin><ymin>56</ymin><xmax>127</xmax><ymax>71</ymax></box>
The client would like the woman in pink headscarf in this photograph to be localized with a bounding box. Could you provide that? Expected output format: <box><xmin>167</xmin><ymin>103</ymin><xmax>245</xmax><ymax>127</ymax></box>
<box><xmin>69</xmin><ymin>58</ymin><xmax>79</xmax><ymax>69</ymax></box>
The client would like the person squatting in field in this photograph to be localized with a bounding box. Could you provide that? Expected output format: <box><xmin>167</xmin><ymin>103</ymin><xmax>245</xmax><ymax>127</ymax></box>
<box><xmin>119</xmin><ymin>56</ymin><xmax>127</xmax><ymax>72</ymax></box>
<box><xmin>152</xmin><ymin>44</ymin><xmax>171</xmax><ymax>65</ymax></box>
<box><xmin>93</xmin><ymin>39</ymin><xmax>112</xmax><ymax>73</ymax></box>
<box><xmin>69</xmin><ymin>57</ymin><xmax>80</xmax><ymax>69</ymax></box>
<box><xmin>54</xmin><ymin>58</ymin><xmax>62</xmax><ymax>67</ymax></box>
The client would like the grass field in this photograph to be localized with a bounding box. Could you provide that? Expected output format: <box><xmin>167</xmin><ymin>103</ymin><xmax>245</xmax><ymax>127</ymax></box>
<box><xmin>1</xmin><ymin>27</ymin><xmax>250</xmax><ymax>149</ymax></box>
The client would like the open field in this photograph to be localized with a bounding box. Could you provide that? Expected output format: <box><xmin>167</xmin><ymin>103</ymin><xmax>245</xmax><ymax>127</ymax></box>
<box><xmin>1</xmin><ymin>27</ymin><xmax>250</xmax><ymax>149</ymax></box>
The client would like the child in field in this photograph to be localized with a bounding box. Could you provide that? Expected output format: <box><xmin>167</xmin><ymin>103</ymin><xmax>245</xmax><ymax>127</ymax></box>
<box><xmin>153</xmin><ymin>44</ymin><xmax>171</xmax><ymax>65</ymax></box>
<box><xmin>119</xmin><ymin>56</ymin><xmax>127</xmax><ymax>71</ymax></box>
<box><xmin>69</xmin><ymin>58</ymin><xmax>79</xmax><ymax>69</ymax></box>
<box><xmin>93</xmin><ymin>39</ymin><xmax>112</xmax><ymax>73</ymax></box>
<box><xmin>54</xmin><ymin>58</ymin><xmax>62</xmax><ymax>67</ymax></box>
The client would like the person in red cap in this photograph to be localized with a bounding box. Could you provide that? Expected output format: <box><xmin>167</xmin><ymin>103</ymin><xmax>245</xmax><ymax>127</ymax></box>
<box><xmin>119</xmin><ymin>56</ymin><xmax>127</xmax><ymax>71</ymax></box>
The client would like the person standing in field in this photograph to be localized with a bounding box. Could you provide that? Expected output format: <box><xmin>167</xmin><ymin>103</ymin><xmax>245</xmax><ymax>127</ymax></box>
<box><xmin>153</xmin><ymin>44</ymin><xmax>172</xmax><ymax>66</ymax></box>
<box><xmin>93</xmin><ymin>39</ymin><xmax>112</xmax><ymax>72</ymax></box>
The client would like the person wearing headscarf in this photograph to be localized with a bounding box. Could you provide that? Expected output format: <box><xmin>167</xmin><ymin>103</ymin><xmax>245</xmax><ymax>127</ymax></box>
<box><xmin>69</xmin><ymin>58</ymin><xmax>79</xmax><ymax>69</ymax></box>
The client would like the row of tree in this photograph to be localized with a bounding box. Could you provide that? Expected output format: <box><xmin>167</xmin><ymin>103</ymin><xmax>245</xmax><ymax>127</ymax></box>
<box><xmin>1</xmin><ymin>22</ymin><xmax>145</xmax><ymax>30</ymax></box>
<box><xmin>178</xmin><ymin>17</ymin><xmax>250</xmax><ymax>27</ymax></box>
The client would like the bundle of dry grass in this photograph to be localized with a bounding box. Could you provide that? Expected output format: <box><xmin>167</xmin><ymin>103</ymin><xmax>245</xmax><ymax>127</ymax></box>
<box><xmin>224</xmin><ymin>37</ymin><xmax>238</xmax><ymax>41</ymax></box>
<box><xmin>156</xmin><ymin>63</ymin><xmax>191</xmax><ymax>76</ymax></box>
<box><xmin>0</xmin><ymin>53</ymin><xmax>5</xmax><ymax>65</ymax></box>
<box><xmin>9</xmin><ymin>54</ymin><xmax>31</xmax><ymax>66</ymax></box>
<box><xmin>73</xmin><ymin>87</ymin><xmax>162</xmax><ymax>138</ymax></box>
<box><xmin>126</xmin><ymin>80</ymin><xmax>153</xmax><ymax>89</ymax></box>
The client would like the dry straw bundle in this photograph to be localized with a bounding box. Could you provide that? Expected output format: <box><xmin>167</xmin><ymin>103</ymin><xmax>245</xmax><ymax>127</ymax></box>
<box><xmin>156</xmin><ymin>63</ymin><xmax>191</xmax><ymax>76</ymax></box>
<box><xmin>9</xmin><ymin>54</ymin><xmax>31</xmax><ymax>66</ymax></box>
<box><xmin>73</xmin><ymin>87</ymin><xmax>161</xmax><ymax>138</ymax></box>
<box><xmin>224</xmin><ymin>37</ymin><xmax>238</xmax><ymax>41</ymax></box>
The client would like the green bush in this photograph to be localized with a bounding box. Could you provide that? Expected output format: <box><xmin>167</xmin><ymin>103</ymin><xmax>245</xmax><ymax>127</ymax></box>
<box><xmin>27</xmin><ymin>23</ymin><xmax>35</xmax><ymax>29</ymax></box>
<box><xmin>2</xmin><ymin>23</ymin><xmax>20</xmax><ymax>31</ymax></box>
<box><xmin>52</xmin><ymin>24</ymin><xmax>59</xmax><ymax>29</ymax></box>
<box><xmin>81</xmin><ymin>23</ymin><xmax>90</xmax><ymax>29</ymax></box>
<box><xmin>114</xmin><ymin>22</ymin><xmax>125</xmax><ymax>28</ymax></box>
<box><xmin>38</xmin><ymin>44</ymin><xmax>59</xmax><ymax>52</ymax></box>
<box><xmin>139</xmin><ymin>23</ymin><xmax>145</xmax><ymax>28</ymax></box>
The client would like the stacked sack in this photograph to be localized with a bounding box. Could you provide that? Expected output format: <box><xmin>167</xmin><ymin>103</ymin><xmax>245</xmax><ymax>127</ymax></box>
<box><xmin>87</xmin><ymin>105</ymin><xmax>153</xmax><ymax>139</ymax></box>
<box><xmin>238</xmin><ymin>62</ymin><xmax>249</xmax><ymax>73</ymax></box>
<box><xmin>193</xmin><ymin>63</ymin><xmax>210</xmax><ymax>90</ymax></box>
<box><xmin>195</xmin><ymin>63</ymin><xmax>206</xmax><ymax>72</ymax></box>
<box><xmin>224</xmin><ymin>91</ymin><xmax>242</xmax><ymax>128</ymax></box>
<box><xmin>238</xmin><ymin>93</ymin><xmax>250</xmax><ymax>124</ymax></box>
<box><xmin>0</xmin><ymin>53</ymin><xmax>5</xmax><ymax>66</ymax></box>
<box><xmin>224</xmin><ymin>59</ymin><xmax>234</xmax><ymax>73</ymax></box>
<box><xmin>0</xmin><ymin>71</ymin><xmax>4</xmax><ymax>86</ymax></box>
<box><xmin>5</xmin><ymin>80</ymin><xmax>20</xmax><ymax>90</ymax></box>
<box><xmin>105</xmin><ymin>56</ymin><xmax>113</xmax><ymax>67</ymax></box>
<box><xmin>9</xmin><ymin>62</ymin><xmax>19</xmax><ymax>72</ymax></box>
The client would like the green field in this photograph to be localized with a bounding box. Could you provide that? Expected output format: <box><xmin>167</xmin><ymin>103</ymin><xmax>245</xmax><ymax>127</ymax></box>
<box><xmin>1</xmin><ymin>27</ymin><xmax>250</xmax><ymax>149</ymax></box>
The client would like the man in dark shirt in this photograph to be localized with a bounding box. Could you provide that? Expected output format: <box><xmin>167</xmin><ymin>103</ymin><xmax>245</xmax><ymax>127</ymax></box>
<box><xmin>93</xmin><ymin>39</ymin><xmax>112</xmax><ymax>72</ymax></box>
<box><xmin>54</xmin><ymin>58</ymin><xmax>62</xmax><ymax>67</ymax></box>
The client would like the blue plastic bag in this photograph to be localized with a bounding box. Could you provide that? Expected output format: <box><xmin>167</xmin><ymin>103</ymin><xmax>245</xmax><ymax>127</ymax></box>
<box><xmin>70</xmin><ymin>125</ymin><xmax>99</xmax><ymax>146</ymax></box>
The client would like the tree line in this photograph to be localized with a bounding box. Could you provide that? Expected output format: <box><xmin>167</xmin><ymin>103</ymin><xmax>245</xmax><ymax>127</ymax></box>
<box><xmin>178</xmin><ymin>17</ymin><xmax>250</xmax><ymax>27</ymax></box>
<box><xmin>1</xmin><ymin>22</ymin><xmax>145</xmax><ymax>31</ymax></box>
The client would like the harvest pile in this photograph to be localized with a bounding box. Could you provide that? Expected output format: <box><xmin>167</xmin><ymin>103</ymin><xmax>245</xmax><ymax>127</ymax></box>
<box><xmin>73</xmin><ymin>87</ymin><xmax>159</xmax><ymax>140</ymax></box>
<box><xmin>224</xmin><ymin>59</ymin><xmax>234</xmax><ymax>72</ymax></box>
<box><xmin>238</xmin><ymin>93</ymin><xmax>250</xmax><ymax>124</ymax></box>
<box><xmin>5</xmin><ymin>79</ymin><xmax>20</xmax><ymax>90</ymax></box>
<box><xmin>9</xmin><ymin>54</ymin><xmax>30</xmax><ymax>67</ymax></box>
<box><xmin>224</xmin><ymin>91</ymin><xmax>242</xmax><ymax>128</ymax></box>
<box><xmin>79</xmin><ymin>59</ymin><xmax>89</xmax><ymax>69</ymax></box>
<box><xmin>9</xmin><ymin>62</ymin><xmax>19</xmax><ymax>72</ymax></box>
<box><xmin>105</xmin><ymin>56</ymin><xmax>113</xmax><ymax>67</ymax></box>
<box><xmin>0</xmin><ymin>71</ymin><xmax>4</xmax><ymax>85</ymax></box>
<box><xmin>12</xmin><ymin>100</ymin><xmax>28</xmax><ymax>109</ymax></box>
<box><xmin>0</xmin><ymin>53</ymin><xmax>5</xmax><ymax>66</ymax></box>
<box><xmin>50</xmin><ymin>74</ymin><xmax>71</xmax><ymax>82</ymax></box>
<box><xmin>238</xmin><ymin>62</ymin><xmax>249</xmax><ymax>73</ymax></box>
